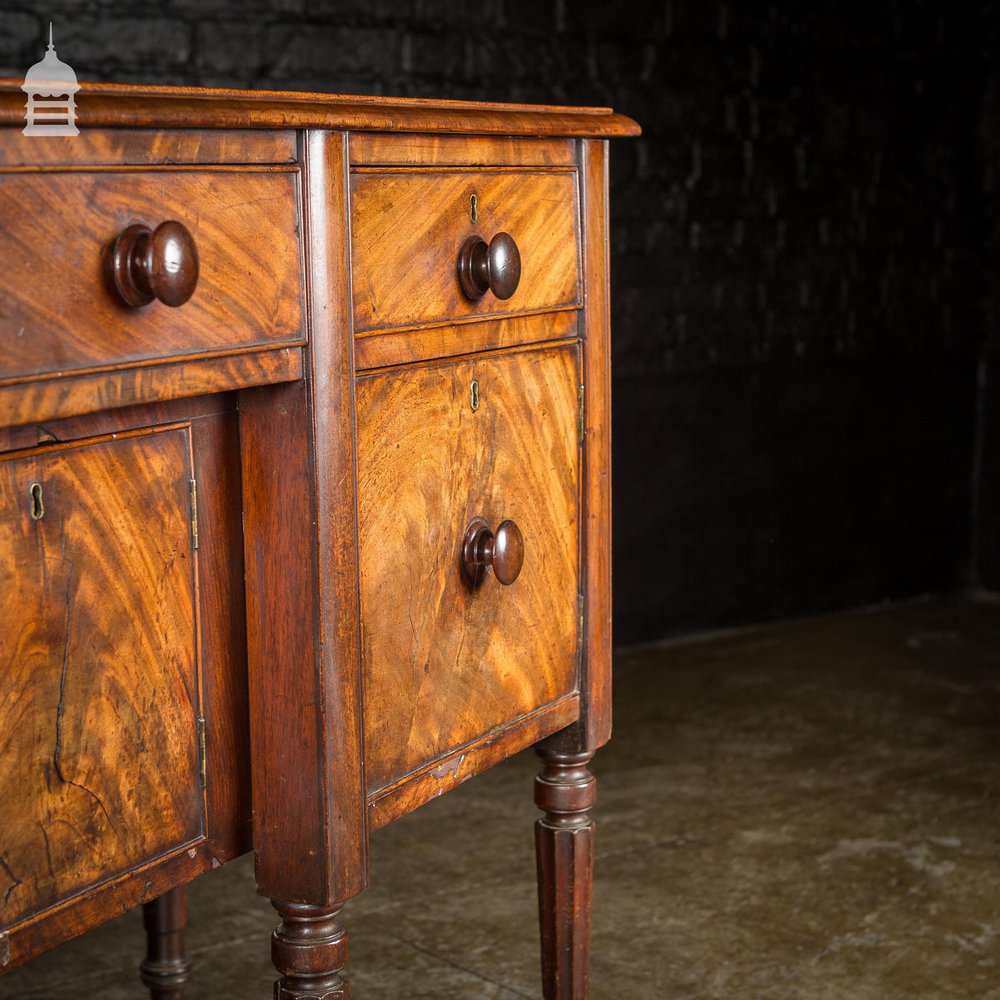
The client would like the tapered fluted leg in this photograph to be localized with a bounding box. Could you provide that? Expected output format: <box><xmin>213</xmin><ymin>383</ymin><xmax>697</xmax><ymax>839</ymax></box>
<box><xmin>272</xmin><ymin>901</ymin><xmax>350</xmax><ymax>1000</ymax></box>
<box><xmin>140</xmin><ymin>887</ymin><xmax>192</xmax><ymax>1000</ymax></box>
<box><xmin>534</xmin><ymin>748</ymin><xmax>596</xmax><ymax>1000</ymax></box>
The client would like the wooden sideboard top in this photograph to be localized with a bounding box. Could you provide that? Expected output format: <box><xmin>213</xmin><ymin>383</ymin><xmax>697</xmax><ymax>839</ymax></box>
<box><xmin>0</xmin><ymin>79</ymin><xmax>640</xmax><ymax>137</ymax></box>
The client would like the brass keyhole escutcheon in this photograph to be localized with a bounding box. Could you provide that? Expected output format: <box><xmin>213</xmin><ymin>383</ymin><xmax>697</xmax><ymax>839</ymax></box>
<box><xmin>470</xmin><ymin>193</ymin><xmax>478</xmax><ymax>223</ymax></box>
<box><xmin>28</xmin><ymin>482</ymin><xmax>44</xmax><ymax>521</ymax></box>
<box><xmin>470</xmin><ymin>379</ymin><xmax>479</xmax><ymax>412</ymax></box>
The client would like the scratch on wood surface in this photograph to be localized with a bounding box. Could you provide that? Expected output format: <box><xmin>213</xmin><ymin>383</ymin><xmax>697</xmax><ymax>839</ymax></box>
<box><xmin>51</xmin><ymin>560</ymin><xmax>120</xmax><ymax>838</ymax></box>
<box><xmin>38</xmin><ymin>822</ymin><xmax>55</xmax><ymax>880</ymax></box>
<box><xmin>0</xmin><ymin>855</ymin><xmax>23</xmax><ymax>912</ymax></box>
<box><xmin>52</xmin><ymin>564</ymin><xmax>74</xmax><ymax>786</ymax></box>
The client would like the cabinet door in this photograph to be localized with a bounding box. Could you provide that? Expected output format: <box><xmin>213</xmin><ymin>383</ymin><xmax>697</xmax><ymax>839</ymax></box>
<box><xmin>0</xmin><ymin>424</ymin><xmax>204</xmax><ymax>930</ymax></box>
<box><xmin>357</xmin><ymin>343</ymin><xmax>581</xmax><ymax>795</ymax></box>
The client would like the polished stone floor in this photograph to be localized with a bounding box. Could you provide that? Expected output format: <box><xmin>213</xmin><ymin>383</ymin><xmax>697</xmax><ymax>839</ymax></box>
<box><xmin>4</xmin><ymin>595</ymin><xmax>1000</xmax><ymax>998</ymax></box>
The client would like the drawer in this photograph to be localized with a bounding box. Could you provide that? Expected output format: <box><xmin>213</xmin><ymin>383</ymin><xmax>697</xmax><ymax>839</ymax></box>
<box><xmin>356</xmin><ymin>343</ymin><xmax>581</xmax><ymax>794</ymax></box>
<box><xmin>350</xmin><ymin>169</ymin><xmax>580</xmax><ymax>334</ymax></box>
<box><xmin>0</xmin><ymin>170</ymin><xmax>303</xmax><ymax>384</ymax></box>
<box><xmin>0</xmin><ymin>425</ymin><xmax>204</xmax><ymax>929</ymax></box>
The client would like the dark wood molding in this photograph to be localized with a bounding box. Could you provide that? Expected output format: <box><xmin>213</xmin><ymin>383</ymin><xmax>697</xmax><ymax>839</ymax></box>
<box><xmin>0</xmin><ymin>80</ymin><xmax>641</xmax><ymax>137</ymax></box>
<box><xmin>576</xmin><ymin>139</ymin><xmax>614</xmax><ymax>753</ymax></box>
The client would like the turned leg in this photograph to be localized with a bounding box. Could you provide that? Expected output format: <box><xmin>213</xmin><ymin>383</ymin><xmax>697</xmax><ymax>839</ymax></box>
<box><xmin>140</xmin><ymin>886</ymin><xmax>192</xmax><ymax>1000</ymax></box>
<box><xmin>272</xmin><ymin>901</ymin><xmax>350</xmax><ymax>999</ymax></box>
<box><xmin>534</xmin><ymin>747</ymin><xmax>596</xmax><ymax>1000</ymax></box>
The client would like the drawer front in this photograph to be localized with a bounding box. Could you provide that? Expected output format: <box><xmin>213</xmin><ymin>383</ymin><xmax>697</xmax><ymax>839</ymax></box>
<box><xmin>357</xmin><ymin>343</ymin><xmax>581</xmax><ymax>794</ymax></box>
<box><xmin>0</xmin><ymin>170</ymin><xmax>303</xmax><ymax>383</ymax></box>
<box><xmin>0</xmin><ymin>425</ymin><xmax>204</xmax><ymax>929</ymax></box>
<box><xmin>350</xmin><ymin>169</ymin><xmax>580</xmax><ymax>334</ymax></box>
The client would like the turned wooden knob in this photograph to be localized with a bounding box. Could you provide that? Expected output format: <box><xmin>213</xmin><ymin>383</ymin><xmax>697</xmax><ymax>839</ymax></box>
<box><xmin>110</xmin><ymin>221</ymin><xmax>199</xmax><ymax>307</ymax></box>
<box><xmin>462</xmin><ymin>517</ymin><xmax>524</xmax><ymax>585</ymax></box>
<box><xmin>457</xmin><ymin>232</ymin><xmax>521</xmax><ymax>301</ymax></box>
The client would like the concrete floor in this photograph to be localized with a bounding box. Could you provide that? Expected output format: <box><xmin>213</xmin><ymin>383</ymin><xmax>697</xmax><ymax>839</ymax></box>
<box><xmin>4</xmin><ymin>595</ymin><xmax>1000</xmax><ymax>998</ymax></box>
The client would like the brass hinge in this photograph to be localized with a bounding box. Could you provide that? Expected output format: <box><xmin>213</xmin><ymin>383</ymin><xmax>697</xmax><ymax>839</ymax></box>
<box><xmin>188</xmin><ymin>478</ymin><xmax>199</xmax><ymax>551</ymax></box>
<box><xmin>197</xmin><ymin>716</ymin><xmax>207</xmax><ymax>788</ymax></box>
<box><xmin>577</xmin><ymin>591</ymin><xmax>585</xmax><ymax>653</ymax></box>
<box><xmin>578</xmin><ymin>384</ymin><xmax>586</xmax><ymax>445</ymax></box>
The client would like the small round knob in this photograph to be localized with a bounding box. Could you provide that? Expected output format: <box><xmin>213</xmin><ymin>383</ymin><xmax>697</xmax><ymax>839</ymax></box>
<box><xmin>462</xmin><ymin>517</ymin><xmax>524</xmax><ymax>586</ymax></box>
<box><xmin>110</xmin><ymin>220</ymin><xmax>199</xmax><ymax>308</ymax></box>
<box><xmin>457</xmin><ymin>232</ymin><xmax>521</xmax><ymax>301</ymax></box>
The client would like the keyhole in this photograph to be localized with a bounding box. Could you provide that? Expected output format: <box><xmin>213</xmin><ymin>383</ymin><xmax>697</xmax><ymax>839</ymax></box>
<box><xmin>29</xmin><ymin>482</ymin><xmax>44</xmax><ymax>521</ymax></box>
<box><xmin>470</xmin><ymin>379</ymin><xmax>480</xmax><ymax>412</ymax></box>
<box><xmin>470</xmin><ymin>193</ymin><xmax>478</xmax><ymax>224</ymax></box>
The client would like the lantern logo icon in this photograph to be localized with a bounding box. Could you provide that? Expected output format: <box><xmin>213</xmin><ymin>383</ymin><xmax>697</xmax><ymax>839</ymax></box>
<box><xmin>21</xmin><ymin>24</ymin><xmax>80</xmax><ymax>136</ymax></box>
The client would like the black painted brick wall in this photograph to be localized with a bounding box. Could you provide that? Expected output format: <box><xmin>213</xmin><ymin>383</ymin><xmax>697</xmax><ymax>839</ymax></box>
<box><xmin>974</xmin><ymin>10</ymin><xmax>1000</xmax><ymax>591</ymax></box>
<box><xmin>2</xmin><ymin>1</ymin><xmax>992</xmax><ymax>644</ymax></box>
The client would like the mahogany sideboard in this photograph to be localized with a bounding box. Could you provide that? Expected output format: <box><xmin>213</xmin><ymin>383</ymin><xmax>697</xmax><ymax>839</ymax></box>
<box><xmin>0</xmin><ymin>82</ymin><xmax>639</xmax><ymax>998</ymax></box>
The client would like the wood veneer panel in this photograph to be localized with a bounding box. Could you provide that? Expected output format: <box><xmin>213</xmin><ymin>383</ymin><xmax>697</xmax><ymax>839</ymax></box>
<box><xmin>349</xmin><ymin>133</ymin><xmax>576</xmax><ymax>167</ymax></box>
<box><xmin>351</xmin><ymin>170</ymin><xmax>580</xmax><ymax>333</ymax></box>
<box><xmin>0</xmin><ymin>129</ymin><xmax>296</xmax><ymax>168</ymax></box>
<box><xmin>0</xmin><ymin>394</ymin><xmax>251</xmax><ymax>972</ymax></box>
<box><xmin>0</xmin><ymin>393</ymin><xmax>227</xmax><ymax>457</ymax></box>
<box><xmin>0</xmin><ymin>425</ymin><xmax>203</xmax><ymax>930</ymax></box>
<box><xmin>367</xmin><ymin>695</ymin><xmax>580</xmax><ymax>830</ymax></box>
<box><xmin>357</xmin><ymin>343</ymin><xmax>581</xmax><ymax>794</ymax></box>
<box><xmin>353</xmin><ymin>310</ymin><xmax>577</xmax><ymax>371</ymax></box>
<box><xmin>0</xmin><ymin>170</ymin><xmax>303</xmax><ymax>383</ymax></box>
<box><xmin>0</xmin><ymin>347</ymin><xmax>302</xmax><ymax>430</ymax></box>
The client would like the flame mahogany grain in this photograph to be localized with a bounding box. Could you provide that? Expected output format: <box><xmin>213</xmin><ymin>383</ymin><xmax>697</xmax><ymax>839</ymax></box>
<box><xmin>349</xmin><ymin>168</ymin><xmax>580</xmax><ymax>333</ymax></box>
<box><xmin>349</xmin><ymin>133</ymin><xmax>577</xmax><ymax>167</ymax></box>
<box><xmin>353</xmin><ymin>308</ymin><xmax>578</xmax><ymax>371</ymax></box>
<box><xmin>0</xmin><ymin>128</ymin><xmax>296</xmax><ymax>167</ymax></box>
<box><xmin>0</xmin><ymin>347</ymin><xmax>303</xmax><ymax>432</ymax></box>
<box><xmin>0</xmin><ymin>170</ymin><xmax>304</xmax><ymax>384</ymax></box>
<box><xmin>356</xmin><ymin>343</ymin><xmax>582</xmax><ymax>795</ymax></box>
<box><xmin>0</xmin><ymin>84</ymin><xmax>635</xmax><ymax>999</ymax></box>
<box><xmin>0</xmin><ymin>395</ymin><xmax>251</xmax><ymax>974</ymax></box>
<box><xmin>0</xmin><ymin>425</ymin><xmax>205</xmax><ymax>928</ymax></box>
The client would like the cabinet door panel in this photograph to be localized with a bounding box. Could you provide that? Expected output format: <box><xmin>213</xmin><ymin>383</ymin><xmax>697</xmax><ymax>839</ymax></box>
<box><xmin>357</xmin><ymin>343</ymin><xmax>580</xmax><ymax>794</ymax></box>
<box><xmin>0</xmin><ymin>425</ymin><xmax>203</xmax><ymax>930</ymax></box>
